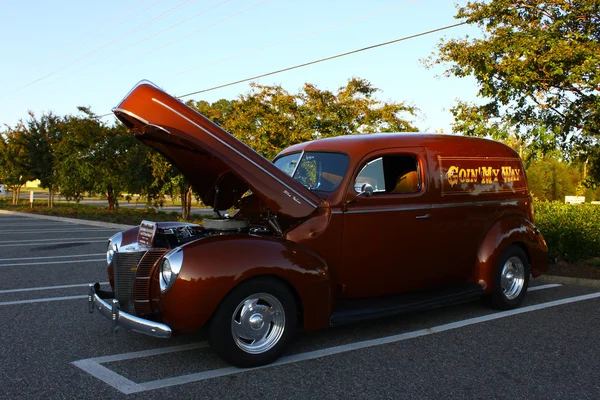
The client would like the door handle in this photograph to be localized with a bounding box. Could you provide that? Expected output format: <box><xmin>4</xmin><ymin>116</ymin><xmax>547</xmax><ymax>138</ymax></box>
<box><xmin>415</xmin><ymin>214</ymin><xmax>431</xmax><ymax>219</ymax></box>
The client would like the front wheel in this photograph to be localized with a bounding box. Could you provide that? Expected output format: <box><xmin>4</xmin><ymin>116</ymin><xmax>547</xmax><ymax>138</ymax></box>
<box><xmin>208</xmin><ymin>277</ymin><xmax>297</xmax><ymax>368</ymax></box>
<box><xmin>488</xmin><ymin>245</ymin><xmax>530</xmax><ymax>310</ymax></box>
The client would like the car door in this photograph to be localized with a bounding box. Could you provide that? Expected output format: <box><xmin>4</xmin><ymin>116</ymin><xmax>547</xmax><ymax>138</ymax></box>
<box><xmin>339</xmin><ymin>148</ymin><xmax>435</xmax><ymax>298</ymax></box>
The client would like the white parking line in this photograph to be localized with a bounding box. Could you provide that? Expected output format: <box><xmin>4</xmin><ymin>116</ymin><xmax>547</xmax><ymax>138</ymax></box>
<box><xmin>0</xmin><ymin>240</ymin><xmax>106</xmax><ymax>248</ymax></box>
<box><xmin>0</xmin><ymin>282</ymin><xmax>109</xmax><ymax>294</ymax></box>
<box><xmin>0</xmin><ymin>295</ymin><xmax>87</xmax><ymax>306</ymax></box>
<box><xmin>0</xmin><ymin>236</ymin><xmax>108</xmax><ymax>244</ymax></box>
<box><xmin>528</xmin><ymin>284</ymin><xmax>562</xmax><ymax>291</ymax></box>
<box><xmin>0</xmin><ymin>253</ymin><xmax>104</xmax><ymax>262</ymax></box>
<box><xmin>0</xmin><ymin>228</ymin><xmax>119</xmax><ymax>234</ymax></box>
<box><xmin>0</xmin><ymin>259</ymin><xmax>105</xmax><ymax>267</ymax></box>
<box><xmin>73</xmin><ymin>288</ymin><xmax>600</xmax><ymax>394</ymax></box>
<box><xmin>3</xmin><ymin>223</ymin><xmax>77</xmax><ymax>227</ymax></box>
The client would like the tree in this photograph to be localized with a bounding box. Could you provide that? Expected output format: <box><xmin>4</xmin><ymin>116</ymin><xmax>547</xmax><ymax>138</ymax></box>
<box><xmin>527</xmin><ymin>158</ymin><xmax>582</xmax><ymax>201</ymax></box>
<box><xmin>428</xmin><ymin>0</ymin><xmax>600</xmax><ymax>179</ymax></box>
<box><xmin>22</xmin><ymin>112</ymin><xmax>62</xmax><ymax>207</ymax></box>
<box><xmin>189</xmin><ymin>78</ymin><xmax>419</xmax><ymax>160</ymax></box>
<box><xmin>0</xmin><ymin>126</ymin><xmax>34</xmax><ymax>204</ymax></box>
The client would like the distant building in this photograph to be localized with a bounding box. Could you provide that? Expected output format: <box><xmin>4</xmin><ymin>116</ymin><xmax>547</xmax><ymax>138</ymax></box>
<box><xmin>25</xmin><ymin>180</ymin><xmax>40</xmax><ymax>188</ymax></box>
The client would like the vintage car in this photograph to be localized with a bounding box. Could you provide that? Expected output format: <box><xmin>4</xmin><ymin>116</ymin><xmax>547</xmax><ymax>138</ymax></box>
<box><xmin>88</xmin><ymin>81</ymin><xmax>548</xmax><ymax>367</ymax></box>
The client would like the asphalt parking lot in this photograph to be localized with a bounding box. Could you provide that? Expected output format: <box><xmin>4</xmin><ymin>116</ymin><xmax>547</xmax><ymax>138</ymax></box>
<box><xmin>1</xmin><ymin>212</ymin><xmax>599</xmax><ymax>400</ymax></box>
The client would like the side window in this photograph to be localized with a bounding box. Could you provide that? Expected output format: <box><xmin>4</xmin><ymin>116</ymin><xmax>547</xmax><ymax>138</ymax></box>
<box><xmin>354</xmin><ymin>155</ymin><xmax>420</xmax><ymax>194</ymax></box>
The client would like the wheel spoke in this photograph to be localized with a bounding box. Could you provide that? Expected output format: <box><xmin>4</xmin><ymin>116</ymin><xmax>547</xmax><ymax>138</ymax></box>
<box><xmin>230</xmin><ymin>293</ymin><xmax>286</xmax><ymax>355</ymax></box>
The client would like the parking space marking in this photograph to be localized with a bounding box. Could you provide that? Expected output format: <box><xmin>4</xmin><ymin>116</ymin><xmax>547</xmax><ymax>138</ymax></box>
<box><xmin>4</xmin><ymin>224</ymin><xmax>77</xmax><ymax>227</ymax></box>
<box><xmin>0</xmin><ymin>228</ymin><xmax>119</xmax><ymax>234</ymax></box>
<box><xmin>73</xmin><ymin>290</ymin><xmax>600</xmax><ymax>395</ymax></box>
<box><xmin>0</xmin><ymin>253</ymin><xmax>104</xmax><ymax>262</ymax></box>
<box><xmin>0</xmin><ymin>259</ymin><xmax>105</xmax><ymax>267</ymax></box>
<box><xmin>0</xmin><ymin>282</ymin><xmax>109</xmax><ymax>294</ymax></box>
<box><xmin>0</xmin><ymin>295</ymin><xmax>87</xmax><ymax>306</ymax></box>
<box><xmin>0</xmin><ymin>240</ymin><xmax>106</xmax><ymax>248</ymax></box>
<box><xmin>528</xmin><ymin>283</ymin><xmax>562</xmax><ymax>291</ymax></box>
<box><xmin>0</xmin><ymin>237</ymin><xmax>108</xmax><ymax>244</ymax></box>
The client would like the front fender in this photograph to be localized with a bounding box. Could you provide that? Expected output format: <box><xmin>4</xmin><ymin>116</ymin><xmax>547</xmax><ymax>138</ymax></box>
<box><xmin>159</xmin><ymin>235</ymin><xmax>331</xmax><ymax>333</ymax></box>
<box><xmin>473</xmin><ymin>216</ymin><xmax>548</xmax><ymax>294</ymax></box>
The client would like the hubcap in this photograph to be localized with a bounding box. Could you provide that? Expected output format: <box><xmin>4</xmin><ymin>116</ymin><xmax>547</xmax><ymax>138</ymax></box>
<box><xmin>231</xmin><ymin>293</ymin><xmax>285</xmax><ymax>354</ymax></box>
<box><xmin>501</xmin><ymin>256</ymin><xmax>525</xmax><ymax>300</ymax></box>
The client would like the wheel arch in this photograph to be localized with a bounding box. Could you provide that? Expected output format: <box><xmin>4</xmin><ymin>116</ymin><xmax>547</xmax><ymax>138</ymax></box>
<box><xmin>159</xmin><ymin>235</ymin><xmax>332</xmax><ymax>333</ymax></box>
<box><xmin>472</xmin><ymin>215</ymin><xmax>548</xmax><ymax>294</ymax></box>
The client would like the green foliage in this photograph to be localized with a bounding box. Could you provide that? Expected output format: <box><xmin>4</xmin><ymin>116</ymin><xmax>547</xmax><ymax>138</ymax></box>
<box><xmin>527</xmin><ymin>159</ymin><xmax>582</xmax><ymax>201</ymax></box>
<box><xmin>0</xmin><ymin>197</ymin><xmax>204</xmax><ymax>225</ymax></box>
<box><xmin>0</xmin><ymin>126</ymin><xmax>34</xmax><ymax>204</ymax></box>
<box><xmin>535</xmin><ymin>202</ymin><xmax>600</xmax><ymax>261</ymax></box>
<box><xmin>428</xmin><ymin>0</ymin><xmax>600</xmax><ymax>181</ymax></box>
<box><xmin>189</xmin><ymin>78</ymin><xmax>418</xmax><ymax>160</ymax></box>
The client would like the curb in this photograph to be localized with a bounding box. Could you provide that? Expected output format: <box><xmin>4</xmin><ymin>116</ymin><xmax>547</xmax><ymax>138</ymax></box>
<box><xmin>0</xmin><ymin>209</ymin><xmax>134</xmax><ymax>230</ymax></box>
<box><xmin>534</xmin><ymin>275</ymin><xmax>600</xmax><ymax>289</ymax></box>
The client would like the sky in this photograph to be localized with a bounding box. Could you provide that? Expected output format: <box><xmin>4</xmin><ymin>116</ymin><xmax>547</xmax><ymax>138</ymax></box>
<box><xmin>0</xmin><ymin>0</ymin><xmax>482</xmax><ymax>134</ymax></box>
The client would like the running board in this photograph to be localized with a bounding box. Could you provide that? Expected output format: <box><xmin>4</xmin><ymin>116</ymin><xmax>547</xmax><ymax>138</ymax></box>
<box><xmin>330</xmin><ymin>283</ymin><xmax>484</xmax><ymax>326</ymax></box>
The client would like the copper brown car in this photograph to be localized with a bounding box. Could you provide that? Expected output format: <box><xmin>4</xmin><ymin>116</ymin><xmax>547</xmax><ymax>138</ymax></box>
<box><xmin>88</xmin><ymin>81</ymin><xmax>548</xmax><ymax>367</ymax></box>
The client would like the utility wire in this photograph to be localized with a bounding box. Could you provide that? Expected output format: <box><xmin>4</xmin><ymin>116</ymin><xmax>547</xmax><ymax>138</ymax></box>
<box><xmin>169</xmin><ymin>0</ymin><xmax>421</xmax><ymax>78</ymax></box>
<box><xmin>38</xmin><ymin>0</ymin><xmax>151</xmax><ymax>64</ymax></box>
<box><xmin>97</xmin><ymin>21</ymin><xmax>466</xmax><ymax>118</ymax></box>
<box><xmin>177</xmin><ymin>22</ymin><xmax>466</xmax><ymax>98</ymax></box>
<box><xmin>42</xmin><ymin>0</ymin><xmax>234</xmax><ymax>86</ymax></box>
<box><xmin>1</xmin><ymin>0</ymin><xmax>196</xmax><ymax>99</ymax></box>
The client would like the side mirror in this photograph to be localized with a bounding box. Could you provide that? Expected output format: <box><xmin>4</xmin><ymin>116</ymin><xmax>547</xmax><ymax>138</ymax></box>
<box><xmin>348</xmin><ymin>183</ymin><xmax>374</xmax><ymax>204</ymax></box>
<box><xmin>360</xmin><ymin>183</ymin><xmax>374</xmax><ymax>198</ymax></box>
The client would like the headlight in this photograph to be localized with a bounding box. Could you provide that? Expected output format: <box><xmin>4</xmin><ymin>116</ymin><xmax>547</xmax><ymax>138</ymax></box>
<box><xmin>160</xmin><ymin>247</ymin><xmax>184</xmax><ymax>293</ymax></box>
<box><xmin>106</xmin><ymin>232</ymin><xmax>122</xmax><ymax>266</ymax></box>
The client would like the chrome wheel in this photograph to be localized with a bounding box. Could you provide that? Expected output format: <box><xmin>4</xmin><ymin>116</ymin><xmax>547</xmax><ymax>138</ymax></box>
<box><xmin>231</xmin><ymin>293</ymin><xmax>286</xmax><ymax>355</ymax></box>
<box><xmin>501</xmin><ymin>256</ymin><xmax>525</xmax><ymax>300</ymax></box>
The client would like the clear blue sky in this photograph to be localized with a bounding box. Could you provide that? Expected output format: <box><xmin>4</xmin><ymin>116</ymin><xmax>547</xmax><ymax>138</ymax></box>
<box><xmin>0</xmin><ymin>0</ymin><xmax>482</xmax><ymax>133</ymax></box>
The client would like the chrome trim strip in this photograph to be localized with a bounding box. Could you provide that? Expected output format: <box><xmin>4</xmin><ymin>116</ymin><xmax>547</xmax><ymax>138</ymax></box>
<box><xmin>89</xmin><ymin>284</ymin><xmax>171</xmax><ymax>339</ymax></box>
<box><xmin>290</xmin><ymin>150</ymin><xmax>304</xmax><ymax>177</ymax></box>
<box><xmin>112</xmin><ymin>108</ymin><xmax>149</xmax><ymax>126</ymax></box>
<box><xmin>341</xmin><ymin>199</ymin><xmax>521</xmax><ymax>214</ymax></box>
<box><xmin>345</xmin><ymin>205</ymin><xmax>431</xmax><ymax>214</ymax></box>
<box><xmin>431</xmin><ymin>199</ymin><xmax>520</xmax><ymax>209</ymax></box>
<box><xmin>151</xmin><ymin>98</ymin><xmax>318</xmax><ymax>209</ymax></box>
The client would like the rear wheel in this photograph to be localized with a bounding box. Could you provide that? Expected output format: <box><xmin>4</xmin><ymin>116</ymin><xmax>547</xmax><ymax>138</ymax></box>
<box><xmin>489</xmin><ymin>245</ymin><xmax>530</xmax><ymax>310</ymax></box>
<box><xmin>209</xmin><ymin>277</ymin><xmax>297</xmax><ymax>368</ymax></box>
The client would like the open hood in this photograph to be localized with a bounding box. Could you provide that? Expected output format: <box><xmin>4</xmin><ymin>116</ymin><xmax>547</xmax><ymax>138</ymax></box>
<box><xmin>113</xmin><ymin>81</ymin><xmax>322</xmax><ymax>219</ymax></box>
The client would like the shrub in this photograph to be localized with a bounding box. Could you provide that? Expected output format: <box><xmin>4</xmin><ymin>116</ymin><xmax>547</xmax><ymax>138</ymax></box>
<box><xmin>534</xmin><ymin>202</ymin><xmax>600</xmax><ymax>261</ymax></box>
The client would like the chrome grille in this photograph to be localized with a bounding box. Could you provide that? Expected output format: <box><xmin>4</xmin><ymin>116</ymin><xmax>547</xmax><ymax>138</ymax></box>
<box><xmin>114</xmin><ymin>251</ymin><xmax>146</xmax><ymax>314</ymax></box>
<box><xmin>134</xmin><ymin>249</ymin><xmax>168</xmax><ymax>315</ymax></box>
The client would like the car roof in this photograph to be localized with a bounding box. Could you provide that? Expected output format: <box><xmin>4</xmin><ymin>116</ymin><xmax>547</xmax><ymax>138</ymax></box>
<box><xmin>278</xmin><ymin>132</ymin><xmax>518</xmax><ymax>160</ymax></box>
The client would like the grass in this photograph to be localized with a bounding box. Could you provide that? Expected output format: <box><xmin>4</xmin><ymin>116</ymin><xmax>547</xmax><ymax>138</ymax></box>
<box><xmin>587</xmin><ymin>258</ymin><xmax>600</xmax><ymax>267</ymax></box>
<box><xmin>0</xmin><ymin>199</ymin><xmax>204</xmax><ymax>225</ymax></box>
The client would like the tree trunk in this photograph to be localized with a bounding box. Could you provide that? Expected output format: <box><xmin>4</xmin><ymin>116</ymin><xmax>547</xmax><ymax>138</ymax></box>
<box><xmin>107</xmin><ymin>184</ymin><xmax>115</xmax><ymax>212</ymax></box>
<box><xmin>185</xmin><ymin>186</ymin><xmax>192</xmax><ymax>220</ymax></box>
<box><xmin>11</xmin><ymin>185</ymin><xmax>21</xmax><ymax>205</ymax></box>
<box><xmin>180</xmin><ymin>185</ymin><xmax>192</xmax><ymax>221</ymax></box>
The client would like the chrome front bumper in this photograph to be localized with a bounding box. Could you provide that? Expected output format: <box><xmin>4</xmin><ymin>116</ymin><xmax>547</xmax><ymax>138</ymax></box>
<box><xmin>87</xmin><ymin>283</ymin><xmax>172</xmax><ymax>339</ymax></box>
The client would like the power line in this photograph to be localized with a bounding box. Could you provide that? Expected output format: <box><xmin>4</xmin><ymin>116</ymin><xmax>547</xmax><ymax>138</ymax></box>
<box><xmin>177</xmin><ymin>22</ymin><xmax>466</xmax><ymax>98</ymax></box>
<box><xmin>37</xmin><ymin>0</ymin><xmax>151</xmax><ymax>64</ymax></box>
<box><xmin>169</xmin><ymin>0</ymin><xmax>422</xmax><ymax>78</ymax></box>
<box><xmin>0</xmin><ymin>0</ymin><xmax>196</xmax><ymax>99</ymax></box>
<box><xmin>97</xmin><ymin>21</ymin><xmax>466</xmax><ymax>118</ymax></box>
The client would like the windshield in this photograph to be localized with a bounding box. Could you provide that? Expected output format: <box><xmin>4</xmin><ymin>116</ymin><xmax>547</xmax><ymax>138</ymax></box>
<box><xmin>274</xmin><ymin>151</ymin><xmax>349</xmax><ymax>192</ymax></box>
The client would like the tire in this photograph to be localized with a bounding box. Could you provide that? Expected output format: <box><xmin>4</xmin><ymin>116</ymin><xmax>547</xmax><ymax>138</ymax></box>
<box><xmin>208</xmin><ymin>277</ymin><xmax>297</xmax><ymax>368</ymax></box>
<box><xmin>488</xmin><ymin>245</ymin><xmax>530</xmax><ymax>310</ymax></box>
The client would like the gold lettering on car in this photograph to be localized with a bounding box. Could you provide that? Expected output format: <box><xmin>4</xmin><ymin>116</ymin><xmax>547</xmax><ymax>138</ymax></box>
<box><xmin>447</xmin><ymin>165</ymin><xmax>521</xmax><ymax>186</ymax></box>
